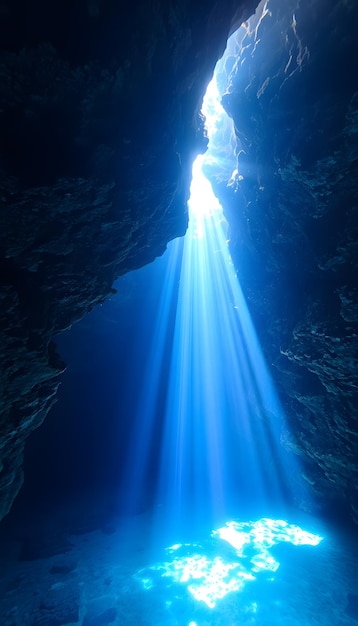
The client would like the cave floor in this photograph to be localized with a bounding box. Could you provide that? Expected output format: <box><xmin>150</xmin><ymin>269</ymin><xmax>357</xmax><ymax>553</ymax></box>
<box><xmin>0</xmin><ymin>493</ymin><xmax>357</xmax><ymax>626</ymax></box>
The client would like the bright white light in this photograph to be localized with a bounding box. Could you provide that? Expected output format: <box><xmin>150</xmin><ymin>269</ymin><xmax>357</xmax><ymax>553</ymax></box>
<box><xmin>201</xmin><ymin>77</ymin><xmax>225</xmax><ymax>139</ymax></box>
<box><xmin>200</xmin><ymin>71</ymin><xmax>238</xmax><ymax>183</ymax></box>
<box><xmin>215</xmin><ymin>522</ymin><xmax>250</xmax><ymax>553</ymax></box>
<box><xmin>135</xmin><ymin>518</ymin><xmax>323</xmax><ymax>609</ymax></box>
<box><xmin>188</xmin><ymin>156</ymin><xmax>222</xmax><ymax>224</ymax></box>
<box><xmin>214</xmin><ymin>518</ymin><xmax>322</xmax><ymax>574</ymax></box>
<box><xmin>154</xmin><ymin>553</ymin><xmax>254</xmax><ymax>608</ymax></box>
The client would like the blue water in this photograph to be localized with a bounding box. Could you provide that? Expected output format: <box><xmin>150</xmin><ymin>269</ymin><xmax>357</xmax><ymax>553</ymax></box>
<box><xmin>1</xmin><ymin>3</ymin><xmax>357</xmax><ymax>624</ymax></box>
<box><xmin>1</xmin><ymin>122</ymin><xmax>357</xmax><ymax>624</ymax></box>
<box><xmin>0</xmin><ymin>497</ymin><xmax>357</xmax><ymax>625</ymax></box>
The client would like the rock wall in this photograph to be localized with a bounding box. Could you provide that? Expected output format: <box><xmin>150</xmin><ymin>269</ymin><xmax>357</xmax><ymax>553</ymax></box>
<box><xmin>209</xmin><ymin>0</ymin><xmax>358</xmax><ymax>522</ymax></box>
<box><xmin>0</xmin><ymin>0</ymin><xmax>258</xmax><ymax>521</ymax></box>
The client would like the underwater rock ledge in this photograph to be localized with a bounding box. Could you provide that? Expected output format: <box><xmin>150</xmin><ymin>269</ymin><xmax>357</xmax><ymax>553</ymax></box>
<box><xmin>208</xmin><ymin>0</ymin><xmax>358</xmax><ymax>525</ymax></box>
<box><xmin>0</xmin><ymin>0</ymin><xmax>259</xmax><ymax>521</ymax></box>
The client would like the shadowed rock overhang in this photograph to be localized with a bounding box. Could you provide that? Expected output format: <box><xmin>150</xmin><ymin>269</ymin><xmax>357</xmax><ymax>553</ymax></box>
<box><xmin>0</xmin><ymin>0</ymin><xmax>259</xmax><ymax>521</ymax></box>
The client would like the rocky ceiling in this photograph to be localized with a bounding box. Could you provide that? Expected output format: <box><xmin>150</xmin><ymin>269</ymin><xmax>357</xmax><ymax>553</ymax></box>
<box><xmin>0</xmin><ymin>0</ymin><xmax>259</xmax><ymax>521</ymax></box>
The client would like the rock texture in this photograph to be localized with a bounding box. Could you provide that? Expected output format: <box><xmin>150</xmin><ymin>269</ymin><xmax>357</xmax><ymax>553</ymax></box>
<box><xmin>209</xmin><ymin>0</ymin><xmax>358</xmax><ymax>522</ymax></box>
<box><xmin>0</xmin><ymin>0</ymin><xmax>258</xmax><ymax>521</ymax></box>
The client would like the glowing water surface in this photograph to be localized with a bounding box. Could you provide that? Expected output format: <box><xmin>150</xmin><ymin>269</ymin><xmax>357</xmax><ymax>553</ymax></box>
<box><xmin>136</xmin><ymin>517</ymin><xmax>323</xmax><ymax>609</ymax></box>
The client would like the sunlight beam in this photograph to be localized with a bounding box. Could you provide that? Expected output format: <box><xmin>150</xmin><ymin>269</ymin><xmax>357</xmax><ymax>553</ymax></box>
<box><xmin>123</xmin><ymin>3</ymin><xmax>311</xmax><ymax>540</ymax></box>
<box><xmin>151</xmin><ymin>21</ymin><xmax>315</xmax><ymax>530</ymax></box>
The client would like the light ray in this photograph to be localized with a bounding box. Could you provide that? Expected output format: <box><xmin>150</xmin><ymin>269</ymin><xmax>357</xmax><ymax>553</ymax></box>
<box><xmin>121</xmin><ymin>5</ymin><xmax>311</xmax><ymax>545</ymax></box>
<box><xmin>113</xmin><ymin>4</ymin><xmax>325</xmax><ymax>620</ymax></box>
<box><xmin>155</xmin><ymin>155</ymin><xmax>298</xmax><ymax>530</ymax></box>
<box><xmin>150</xmin><ymin>27</ymin><xmax>311</xmax><ymax>533</ymax></box>
<box><xmin>117</xmin><ymin>236</ymin><xmax>184</xmax><ymax>514</ymax></box>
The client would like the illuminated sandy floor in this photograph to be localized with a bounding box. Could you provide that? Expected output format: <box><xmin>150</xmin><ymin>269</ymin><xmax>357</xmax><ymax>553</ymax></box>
<box><xmin>0</xmin><ymin>498</ymin><xmax>357</xmax><ymax>626</ymax></box>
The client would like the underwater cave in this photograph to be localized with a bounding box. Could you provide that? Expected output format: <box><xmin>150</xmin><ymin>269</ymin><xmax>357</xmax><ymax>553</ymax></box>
<box><xmin>0</xmin><ymin>0</ymin><xmax>357</xmax><ymax>624</ymax></box>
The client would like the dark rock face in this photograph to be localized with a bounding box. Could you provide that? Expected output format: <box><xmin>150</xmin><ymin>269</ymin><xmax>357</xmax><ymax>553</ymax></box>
<box><xmin>0</xmin><ymin>0</ymin><xmax>258</xmax><ymax>521</ymax></box>
<box><xmin>210</xmin><ymin>0</ymin><xmax>358</xmax><ymax>522</ymax></box>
